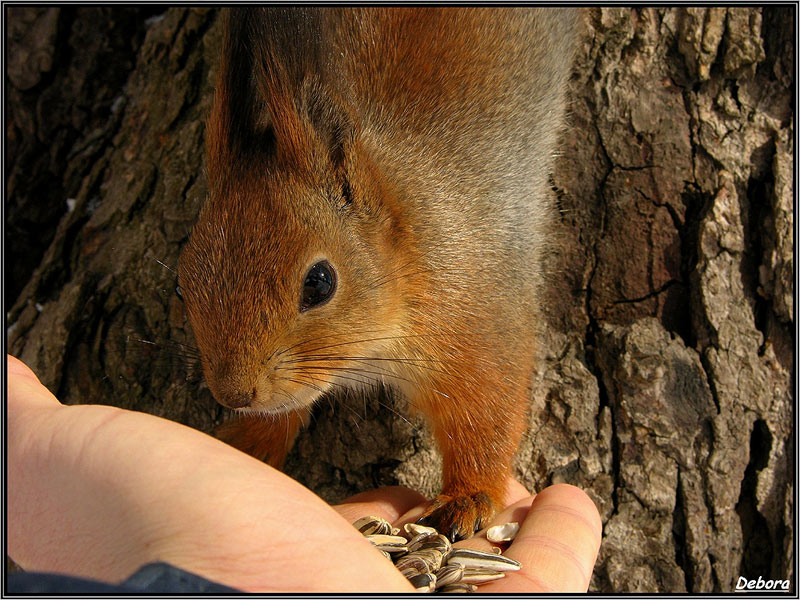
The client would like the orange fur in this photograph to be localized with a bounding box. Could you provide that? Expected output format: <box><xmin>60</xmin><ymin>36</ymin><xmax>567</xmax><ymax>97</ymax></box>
<box><xmin>215</xmin><ymin>412</ymin><xmax>308</xmax><ymax>469</ymax></box>
<box><xmin>179</xmin><ymin>7</ymin><xmax>578</xmax><ymax>540</ymax></box>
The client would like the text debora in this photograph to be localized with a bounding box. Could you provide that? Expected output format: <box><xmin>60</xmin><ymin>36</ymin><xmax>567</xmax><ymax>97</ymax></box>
<box><xmin>736</xmin><ymin>576</ymin><xmax>790</xmax><ymax>591</ymax></box>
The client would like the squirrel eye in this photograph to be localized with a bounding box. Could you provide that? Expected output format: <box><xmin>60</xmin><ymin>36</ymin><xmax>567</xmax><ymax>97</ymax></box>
<box><xmin>175</xmin><ymin>282</ymin><xmax>184</xmax><ymax>302</ymax></box>
<box><xmin>301</xmin><ymin>261</ymin><xmax>336</xmax><ymax>311</ymax></box>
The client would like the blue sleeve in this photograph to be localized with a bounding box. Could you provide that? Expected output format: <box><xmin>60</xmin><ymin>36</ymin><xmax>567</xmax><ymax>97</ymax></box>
<box><xmin>6</xmin><ymin>561</ymin><xmax>241</xmax><ymax>593</ymax></box>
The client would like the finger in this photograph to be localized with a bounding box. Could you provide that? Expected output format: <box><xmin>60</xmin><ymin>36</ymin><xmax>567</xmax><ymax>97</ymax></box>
<box><xmin>453</xmin><ymin>495</ymin><xmax>535</xmax><ymax>553</ymax></box>
<box><xmin>481</xmin><ymin>483</ymin><xmax>602</xmax><ymax>593</ymax></box>
<box><xmin>7</xmin><ymin>355</ymin><xmax>61</xmax><ymax>409</ymax></box>
<box><xmin>7</xmin><ymin>354</ymin><xmax>38</xmax><ymax>380</ymax></box>
<box><xmin>334</xmin><ymin>486</ymin><xmax>429</xmax><ymax>526</ymax></box>
<box><xmin>501</xmin><ymin>477</ymin><xmax>533</xmax><ymax>507</ymax></box>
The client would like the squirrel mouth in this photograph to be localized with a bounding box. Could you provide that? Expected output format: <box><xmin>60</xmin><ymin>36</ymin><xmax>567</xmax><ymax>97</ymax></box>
<box><xmin>232</xmin><ymin>379</ymin><xmax>324</xmax><ymax>415</ymax></box>
<box><xmin>235</xmin><ymin>402</ymin><xmax>293</xmax><ymax>416</ymax></box>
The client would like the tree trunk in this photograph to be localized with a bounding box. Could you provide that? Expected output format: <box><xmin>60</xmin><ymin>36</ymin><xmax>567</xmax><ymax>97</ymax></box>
<box><xmin>6</xmin><ymin>7</ymin><xmax>793</xmax><ymax>592</ymax></box>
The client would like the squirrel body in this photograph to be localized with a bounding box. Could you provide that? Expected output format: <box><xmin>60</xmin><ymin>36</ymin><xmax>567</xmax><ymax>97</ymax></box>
<box><xmin>178</xmin><ymin>7</ymin><xmax>578</xmax><ymax>540</ymax></box>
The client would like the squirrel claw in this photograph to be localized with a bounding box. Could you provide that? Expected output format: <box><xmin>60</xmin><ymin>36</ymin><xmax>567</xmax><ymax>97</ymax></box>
<box><xmin>420</xmin><ymin>491</ymin><xmax>496</xmax><ymax>542</ymax></box>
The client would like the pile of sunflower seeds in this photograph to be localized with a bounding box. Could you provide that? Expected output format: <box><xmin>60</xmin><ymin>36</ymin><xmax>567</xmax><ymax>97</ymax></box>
<box><xmin>353</xmin><ymin>516</ymin><xmax>521</xmax><ymax>593</ymax></box>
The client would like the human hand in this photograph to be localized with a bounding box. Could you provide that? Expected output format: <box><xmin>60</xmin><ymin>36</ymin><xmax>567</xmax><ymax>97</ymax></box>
<box><xmin>7</xmin><ymin>354</ymin><xmax>600</xmax><ymax>592</ymax></box>
<box><xmin>335</xmin><ymin>479</ymin><xmax>601</xmax><ymax>592</ymax></box>
<box><xmin>7</xmin><ymin>354</ymin><xmax>410</xmax><ymax>592</ymax></box>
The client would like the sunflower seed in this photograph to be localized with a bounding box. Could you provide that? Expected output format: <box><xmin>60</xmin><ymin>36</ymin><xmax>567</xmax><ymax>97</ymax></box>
<box><xmin>486</xmin><ymin>522</ymin><xmax>520</xmax><ymax>543</ymax></box>
<box><xmin>460</xmin><ymin>568</ymin><xmax>505</xmax><ymax>584</ymax></box>
<box><xmin>405</xmin><ymin>522</ymin><xmax>439</xmax><ymax>538</ymax></box>
<box><xmin>416</xmin><ymin>534</ymin><xmax>450</xmax><ymax>557</ymax></box>
<box><xmin>353</xmin><ymin>514</ymin><xmax>523</xmax><ymax>592</ymax></box>
<box><xmin>353</xmin><ymin>515</ymin><xmax>392</xmax><ymax>536</ymax></box>
<box><xmin>447</xmin><ymin>548</ymin><xmax>521</xmax><ymax>571</ymax></box>
<box><xmin>407</xmin><ymin>532</ymin><xmax>438</xmax><ymax>552</ymax></box>
<box><xmin>434</xmin><ymin>563</ymin><xmax>464</xmax><ymax>588</ymax></box>
<box><xmin>366</xmin><ymin>534</ymin><xmax>409</xmax><ymax>553</ymax></box>
<box><xmin>396</xmin><ymin>554</ymin><xmax>432</xmax><ymax>574</ymax></box>
<box><xmin>434</xmin><ymin>534</ymin><xmax>453</xmax><ymax>557</ymax></box>
<box><xmin>413</xmin><ymin>548</ymin><xmax>445</xmax><ymax>571</ymax></box>
<box><xmin>409</xmin><ymin>534</ymin><xmax>452</xmax><ymax>558</ymax></box>
<box><xmin>408</xmin><ymin>572</ymin><xmax>436</xmax><ymax>592</ymax></box>
<box><xmin>440</xmin><ymin>583</ymin><xmax>477</xmax><ymax>593</ymax></box>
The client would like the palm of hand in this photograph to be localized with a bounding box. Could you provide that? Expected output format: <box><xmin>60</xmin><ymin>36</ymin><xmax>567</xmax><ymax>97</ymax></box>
<box><xmin>334</xmin><ymin>482</ymin><xmax>601</xmax><ymax>593</ymax></box>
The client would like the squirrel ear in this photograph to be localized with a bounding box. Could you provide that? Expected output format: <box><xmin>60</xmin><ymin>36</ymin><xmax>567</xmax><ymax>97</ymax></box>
<box><xmin>208</xmin><ymin>8</ymin><xmax>313</xmax><ymax>174</ymax></box>
<box><xmin>213</xmin><ymin>8</ymin><xmax>353</xmax><ymax>177</ymax></box>
<box><xmin>302</xmin><ymin>80</ymin><xmax>355</xmax><ymax>170</ymax></box>
<box><xmin>252</xmin><ymin>93</ymin><xmax>273</xmax><ymax>134</ymax></box>
<box><xmin>207</xmin><ymin>9</ymin><xmax>266</xmax><ymax>176</ymax></box>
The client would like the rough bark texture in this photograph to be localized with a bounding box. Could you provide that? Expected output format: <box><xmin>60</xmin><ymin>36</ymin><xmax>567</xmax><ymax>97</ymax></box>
<box><xmin>6</xmin><ymin>7</ymin><xmax>794</xmax><ymax>592</ymax></box>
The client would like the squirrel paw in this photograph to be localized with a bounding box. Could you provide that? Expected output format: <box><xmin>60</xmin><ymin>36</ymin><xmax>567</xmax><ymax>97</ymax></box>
<box><xmin>417</xmin><ymin>491</ymin><xmax>497</xmax><ymax>542</ymax></box>
<box><xmin>213</xmin><ymin>411</ymin><xmax>306</xmax><ymax>469</ymax></box>
<box><xmin>215</xmin><ymin>420</ymin><xmax>268</xmax><ymax>462</ymax></box>
<box><xmin>214</xmin><ymin>418</ymin><xmax>285</xmax><ymax>468</ymax></box>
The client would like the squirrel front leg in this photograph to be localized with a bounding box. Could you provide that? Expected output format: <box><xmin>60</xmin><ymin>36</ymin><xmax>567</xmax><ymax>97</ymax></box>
<box><xmin>214</xmin><ymin>410</ymin><xmax>308</xmax><ymax>469</ymax></box>
<box><xmin>415</xmin><ymin>361</ymin><xmax>531</xmax><ymax>541</ymax></box>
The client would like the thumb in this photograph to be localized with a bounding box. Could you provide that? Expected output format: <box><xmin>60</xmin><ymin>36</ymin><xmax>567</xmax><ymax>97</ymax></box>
<box><xmin>7</xmin><ymin>355</ymin><xmax>61</xmax><ymax>409</ymax></box>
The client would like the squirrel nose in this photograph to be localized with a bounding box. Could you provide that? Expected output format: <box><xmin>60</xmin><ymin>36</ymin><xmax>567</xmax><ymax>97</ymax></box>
<box><xmin>222</xmin><ymin>388</ymin><xmax>255</xmax><ymax>409</ymax></box>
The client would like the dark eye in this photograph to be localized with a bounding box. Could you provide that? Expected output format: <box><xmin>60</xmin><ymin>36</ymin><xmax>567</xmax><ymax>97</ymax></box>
<box><xmin>301</xmin><ymin>261</ymin><xmax>336</xmax><ymax>311</ymax></box>
<box><xmin>175</xmin><ymin>281</ymin><xmax>184</xmax><ymax>302</ymax></box>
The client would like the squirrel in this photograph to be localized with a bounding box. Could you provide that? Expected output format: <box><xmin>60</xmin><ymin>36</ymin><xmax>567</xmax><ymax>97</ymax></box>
<box><xmin>178</xmin><ymin>7</ymin><xmax>578</xmax><ymax>541</ymax></box>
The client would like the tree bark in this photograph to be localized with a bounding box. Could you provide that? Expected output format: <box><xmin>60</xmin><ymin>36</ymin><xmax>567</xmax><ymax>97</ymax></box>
<box><xmin>6</xmin><ymin>7</ymin><xmax>793</xmax><ymax>592</ymax></box>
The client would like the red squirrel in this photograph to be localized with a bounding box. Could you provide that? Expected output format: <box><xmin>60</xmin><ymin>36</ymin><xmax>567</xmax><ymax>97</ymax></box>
<box><xmin>178</xmin><ymin>7</ymin><xmax>578</xmax><ymax>541</ymax></box>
